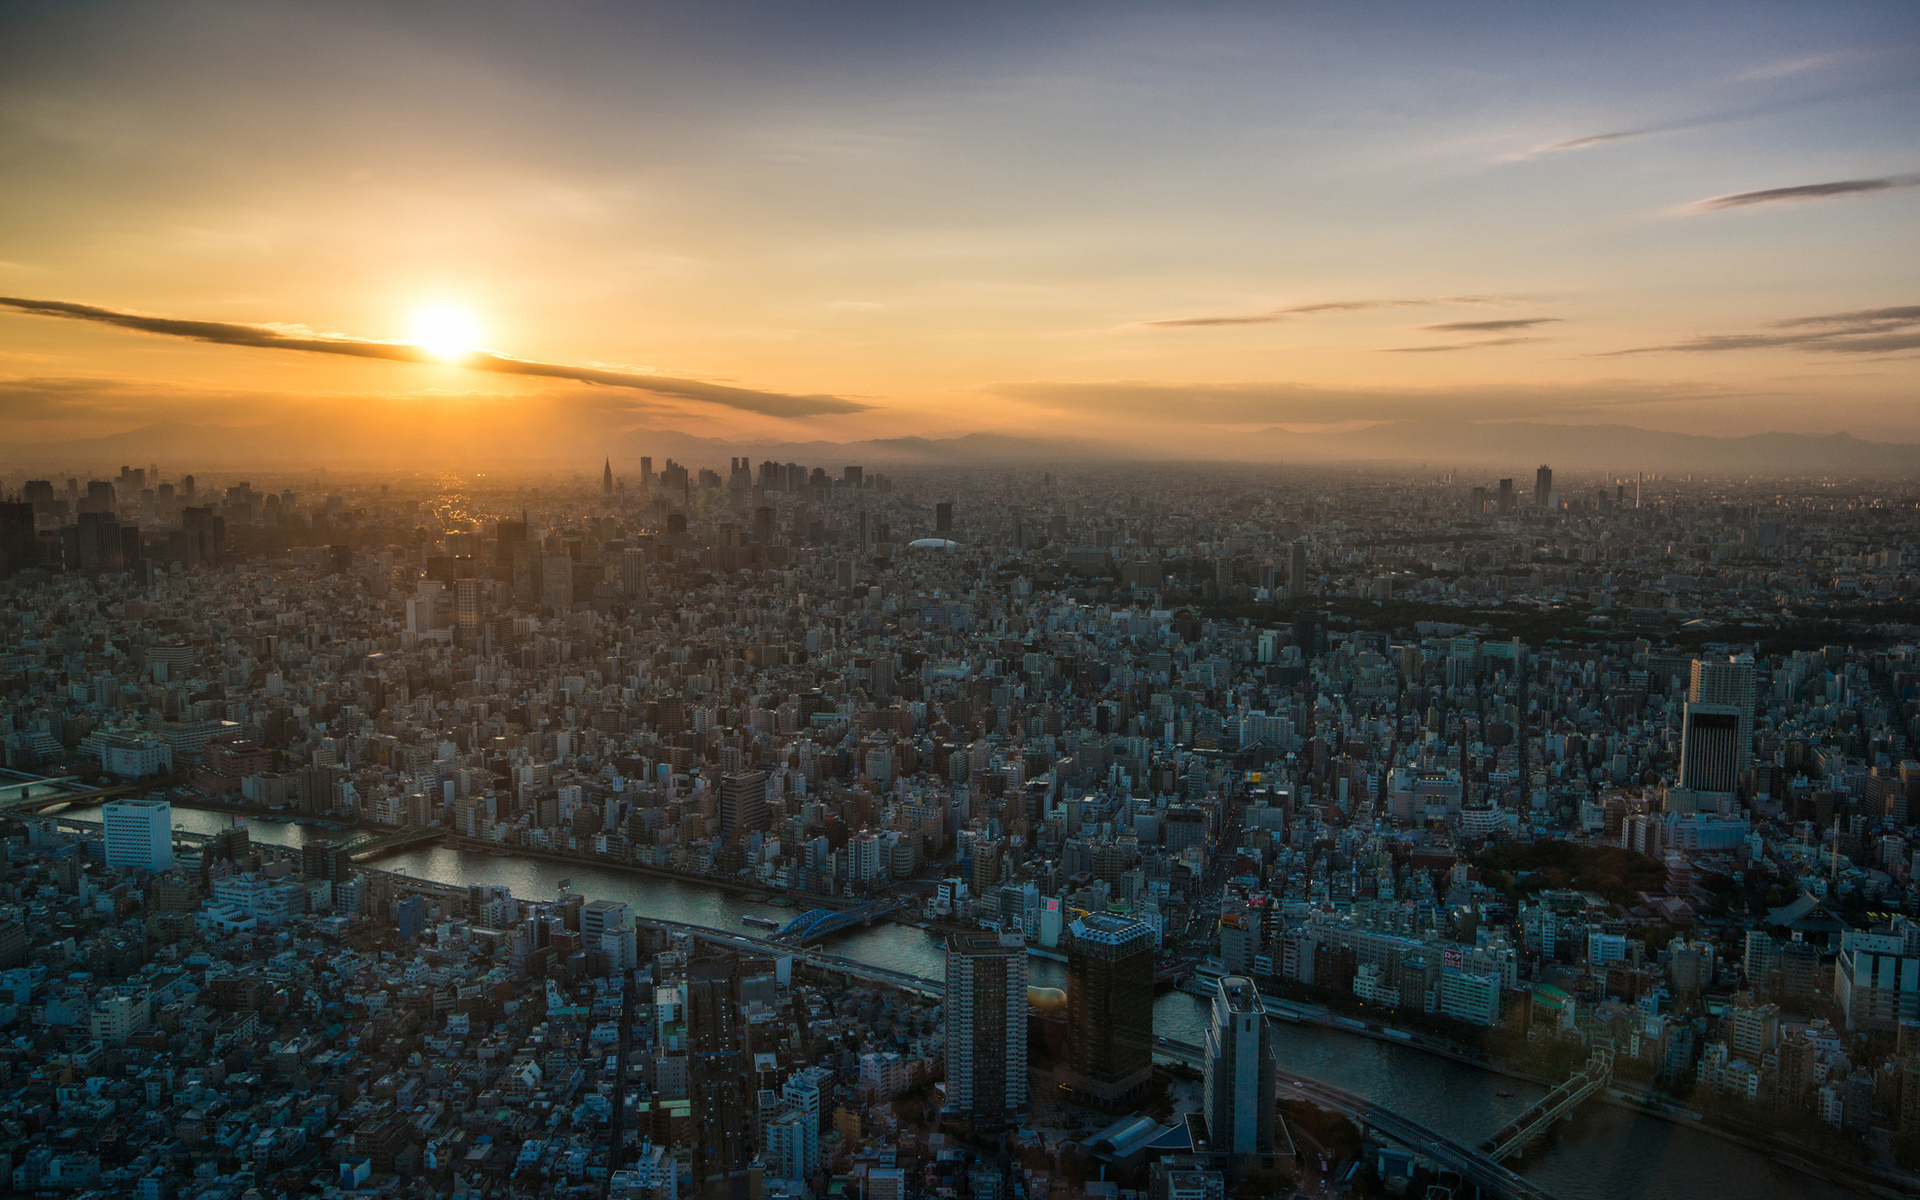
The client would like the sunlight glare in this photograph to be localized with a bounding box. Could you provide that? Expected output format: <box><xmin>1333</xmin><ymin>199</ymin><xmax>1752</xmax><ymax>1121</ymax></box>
<box><xmin>409</xmin><ymin>304</ymin><xmax>482</xmax><ymax>360</ymax></box>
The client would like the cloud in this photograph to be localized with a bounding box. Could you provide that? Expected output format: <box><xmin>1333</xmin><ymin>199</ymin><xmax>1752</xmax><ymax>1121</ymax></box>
<box><xmin>1601</xmin><ymin>304</ymin><xmax>1920</xmax><ymax>356</ymax></box>
<box><xmin>1381</xmin><ymin>336</ymin><xmax>1537</xmax><ymax>354</ymax></box>
<box><xmin>1419</xmin><ymin>319</ymin><xmax>1559</xmax><ymax>333</ymax></box>
<box><xmin>1529</xmin><ymin>129</ymin><xmax>1657</xmax><ymax>155</ymax></box>
<box><xmin>1685</xmin><ymin>175</ymin><xmax>1920</xmax><ymax>212</ymax></box>
<box><xmin>1729</xmin><ymin>50</ymin><xmax>1855</xmax><ymax>83</ymax></box>
<box><xmin>1141</xmin><ymin>295</ymin><xmax>1515</xmax><ymax>329</ymax></box>
<box><xmin>990</xmin><ymin>378</ymin><xmax>1732</xmax><ymax>425</ymax></box>
<box><xmin>0</xmin><ymin>296</ymin><xmax>870</xmax><ymax>417</ymax></box>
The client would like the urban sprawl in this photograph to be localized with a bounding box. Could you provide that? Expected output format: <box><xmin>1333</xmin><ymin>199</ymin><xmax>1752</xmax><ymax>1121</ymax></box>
<box><xmin>0</xmin><ymin>458</ymin><xmax>1916</xmax><ymax>1199</ymax></box>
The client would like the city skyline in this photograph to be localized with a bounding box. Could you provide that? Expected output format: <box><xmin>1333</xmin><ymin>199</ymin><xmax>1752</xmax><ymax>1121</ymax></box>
<box><xmin>3</xmin><ymin>1</ymin><xmax>1918</xmax><ymax>462</ymax></box>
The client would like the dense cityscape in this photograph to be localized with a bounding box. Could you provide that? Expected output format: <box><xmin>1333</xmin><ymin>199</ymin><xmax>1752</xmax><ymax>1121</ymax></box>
<box><xmin>0</xmin><ymin>459</ymin><xmax>1914</xmax><ymax>1199</ymax></box>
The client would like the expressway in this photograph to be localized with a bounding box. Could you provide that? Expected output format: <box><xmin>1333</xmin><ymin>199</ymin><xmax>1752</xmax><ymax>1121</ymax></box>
<box><xmin>629</xmin><ymin>913</ymin><xmax>942</xmax><ymax>997</ymax></box>
<box><xmin>1151</xmin><ymin>1034</ymin><xmax>1557</xmax><ymax>1200</ymax></box>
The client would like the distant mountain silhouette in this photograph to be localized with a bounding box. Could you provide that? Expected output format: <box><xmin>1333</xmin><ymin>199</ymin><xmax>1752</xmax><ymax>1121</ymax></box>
<box><xmin>5</xmin><ymin>418</ymin><xmax>1918</xmax><ymax>475</ymax></box>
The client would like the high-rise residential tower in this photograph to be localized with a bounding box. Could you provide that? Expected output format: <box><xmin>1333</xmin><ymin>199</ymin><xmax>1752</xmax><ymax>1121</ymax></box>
<box><xmin>944</xmin><ymin>932</ymin><xmax>1027</xmax><ymax>1121</ymax></box>
<box><xmin>1203</xmin><ymin>976</ymin><xmax>1277</xmax><ymax>1156</ymax></box>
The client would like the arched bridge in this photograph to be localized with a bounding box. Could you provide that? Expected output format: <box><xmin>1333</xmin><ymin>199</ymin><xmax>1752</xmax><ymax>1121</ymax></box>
<box><xmin>772</xmin><ymin>897</ymin><xmax>906</xmax><ymax>944</ymax></box>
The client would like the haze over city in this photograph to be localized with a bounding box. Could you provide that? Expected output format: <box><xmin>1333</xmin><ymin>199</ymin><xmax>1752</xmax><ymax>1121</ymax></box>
<box><xmin>3</xmin><ymin>1</ymin><xmax>1918</xmax><ymax>467</ymax></box>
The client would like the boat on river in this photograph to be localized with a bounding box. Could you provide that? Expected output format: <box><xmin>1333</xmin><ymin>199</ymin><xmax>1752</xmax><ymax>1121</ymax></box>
<box><xmin>742</xmin><ymin>915</ymin><xmax>782</xmax><ymax>930</ymax></box>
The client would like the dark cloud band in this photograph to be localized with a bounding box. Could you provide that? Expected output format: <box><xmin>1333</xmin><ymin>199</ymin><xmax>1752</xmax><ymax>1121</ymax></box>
<box><xmin>0</xmin><ymin>296</ymin><xmax>869</xmax><ymax>417</ymax></box>
<box><xmin>1141</xmin><ymin>295</ymin><xmax>1515</xmax><ymax>329</ymax></box>
<box><xmin>1687</xmin><ymin>175</ymin><xmax>1919</xmax><ymax>212</ymax></box>
<box><xmin>1601</xmin><ymin>303</ymin><xmax>1920</xmax><ymax>355</ymax></box>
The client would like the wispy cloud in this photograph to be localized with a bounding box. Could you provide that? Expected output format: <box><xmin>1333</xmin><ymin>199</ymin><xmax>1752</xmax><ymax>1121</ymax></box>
<box><xmin>1141</xmin><ymin>296</ymin><xmax>1514</xmax><ymax>329</ymax></box>
<box><xmin>991</xmin><ymin>378</ymin><xmax>1741</xmax><ymax>425</ymax></box>
<box><xmin>1381</xmin><ymin>336</ymin><xmax>1537</xmax><ymax>354</ymax></box>
<box><xmin>1602</xmin><ymin>304</ymin><xmax>1920</xmax><ymax>356</ymax></box>
<box><xmin>0</xmin><ymin>297</ymin><xmax>870</xmax><ymax>417</ymax></box>
<box><xmin>1685</xmin><ymin>174</ymin><xmax>1920</xmax><ymax>212</ymax></box>
<box><xmin>1419</xmin><ymin>318</ymin><xmax>1559</xmax><ymax>333</ymax></box>
<box><xmin>1525</xmin><ymin>128</ymin><xmax>1664</xmax><ymax>157</ymax></box>
<box><xmin>1729</xmin><ymin>49</ymin><xmax>1856</xmax><ymax>83</ymax></box>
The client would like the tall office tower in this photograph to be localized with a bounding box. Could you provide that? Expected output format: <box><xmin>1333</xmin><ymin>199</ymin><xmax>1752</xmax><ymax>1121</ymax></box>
<box><xmin>1691</xmin><ymin>654</ymin><xmax>1756</xmax><ymax>772</ymax></box>
<box><xmin>945</xmin><ymin>932</ymin><xmax>1028</xmax><ymax>1121</ymax></box>
<box><xmin>686</xmin><ymin>954</ymin><xmax>752</xmax><ymax>1177</ymax></box>
<box><xmin>541</xmin><ymin>553</ymin><xmax>575</xmax><ymax>610</ymax></box>
<box><xmin>1203</xmin><ymin>976</ymin><xmax>1277</xmax><ymax>1156</ymax></box>
<box><xmin>718</xmin><ymin>771</ymin><xmax>768</xmax><ymax>843</ymax></box>
<box><xmin>1678</xmin><ymin>704</ymin><xmax>1742</xmax><ymax>796</ymax></box>
<box><xmin>181</xmin><ymin>506</ymin><xmax>224</xmax><ymax>566</ymax></box>
<box><xmin>1469</xmin><ymin>486</ymin><xmax>1488</xmax><ymax>516</ymax></box>
<box><xmin>1497</xmin><ymin>478</ymin><xmax>1515</xmax><ymax>514</ymax></box>
<box><xmin>621</xmin><ymin>546</ymin><xmax>649</xmax><ymax>598</ymax></box>
<box><xmin>752</xmin><ymin>505</ymin><xmax>775</xmax><ymax>544</ymax></box>
<box><xmin>936</xmin><ymin>501</ymin><xmax>954</xmax><ymax>533</ymax></box>
<box><xmin>302</xmin><ymin>840</ymin><xmax>353</xmax><ymax>883</ymax></box>
<box><xmin>0</xmin><ymin>501</ymin><xmax>35</xmax><ymax>577</ymax></box>
<box><xmin>1292</xmin><ymin>610</ymin><xmax>1328</xmax><ymax>660</ymax></box>
<box><xmin>75</xmin><ymin>511</ymin><xmax>124</xmax><ymax>572</ymax></box>
<box><xmin>1535</xmin><ymin>464</ymin><xmax>1553</xmax><ymax>509</ymax></box>
<box><xmin>603</xmin><ymin>457</ymin><xmax>614</xmax><ymax>494</ymax></box>
<box><xmin>1061</xmin><ymin>915</ymin><xmax>1155</xmax><ymax>1107</ymax></box>
<box><xmin>495</xmin><ymin>516</ymin><xmax>527</xmax><ymax>568</ymax></box>
<box><xmin>453</xmin><ymin>578</ymin><xmax>483</xmax><ymax>634</ymax></box>
<box><xmin>103</xmin><ymin>798</ymin><xmax>173</xmax><ymax>873</ymax></box>
<box><xmin>1286</xmin><ymin>540</ymin><xmax>1309</xmax><ymax>600</ymax></box>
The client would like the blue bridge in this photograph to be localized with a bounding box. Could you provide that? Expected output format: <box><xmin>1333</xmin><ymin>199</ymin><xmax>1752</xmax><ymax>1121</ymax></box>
<box><xmin>772</xmin><ymin>898</ymin><xmax>906</xmax><ymax>945</ymax></box>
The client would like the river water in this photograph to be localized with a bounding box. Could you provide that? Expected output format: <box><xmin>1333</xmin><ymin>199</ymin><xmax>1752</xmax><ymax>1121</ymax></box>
<box><xmin>101</xmin><ymin>808</ymin><xmax>1857</xmax><ymax>1200</ymax></box>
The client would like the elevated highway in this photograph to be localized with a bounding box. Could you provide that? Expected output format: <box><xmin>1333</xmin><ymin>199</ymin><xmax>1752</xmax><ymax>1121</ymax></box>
<box><xmin>1152</xmin><ymin>1034</ymin><xmax>1559</xmax><ymax>1200</ymax></box>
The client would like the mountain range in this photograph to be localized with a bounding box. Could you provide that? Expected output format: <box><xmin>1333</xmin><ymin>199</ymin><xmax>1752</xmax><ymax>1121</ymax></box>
<box><xmin>3</xmin><ymin>419</ymin><xmax>1918</xmax><ymax>476</ymax></box>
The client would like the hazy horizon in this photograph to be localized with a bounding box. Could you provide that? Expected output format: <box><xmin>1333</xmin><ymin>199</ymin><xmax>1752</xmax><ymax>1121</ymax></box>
<box><xmin>4</xmin><ymin>1</ymin><xmax>1917</xmax><ymax>460</ymax></box>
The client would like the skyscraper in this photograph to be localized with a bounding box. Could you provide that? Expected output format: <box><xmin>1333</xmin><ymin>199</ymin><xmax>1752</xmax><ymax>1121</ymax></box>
<box><xmin>620</xmin><ymin>545</ymin><xmax>649</xmax><ymax>599</ymax></box>
<box><xmin>603</xmin><ymin>457</ymin><xmax>614</xmax><ymax>494</ymax></box>
<box><xmin>1535</xmin><ymin>464</ymin><xmax>1553</xmax><ymax>509</ymax></box>
<box><xmin>945</xmin><ymin>931</ymin><xmax>1027</xmax><ymax>1121</ymax></box>
<box><xmin>103</xmin><ymin>798</ymin><xmax>173</xmax><ymax>873</ymax></box>
<box><xmin>1497</xmin><ymin>478</ymin><xmax>1515</xmax><ymax>514</ymax></box>
<box><xmin>686</xmin><ymin>953</ymin><xmax>752</xmax><ymax>1176</ymax></box>
<box><xmin>1203</xmin><ymin>976</ymin><xmax>1276</xmax><ymax>1156</ymax></box>
<box><xmin>1286</xmin><ymin>541</ymin><xmax>1309</xmax><ymax>600</ymax></box>
<box><xmin>1691</xmin><ymin>653</ymin><xmax>1756</xmax><ymax>772</ymax></box>
<box><xmin>718</xmin><ymin>771</ymin><xmax>768</xmax><ymax>843</ymax></box>
<box><xmin>1678</xmin><ymin>704</ymin><xmax>1742</xmax><ymax>796</ymax></box>
<box><xmin>1061</xmin><ymin>914</ymin><xmax>1155</xmax><ymax>1107</ymax></box>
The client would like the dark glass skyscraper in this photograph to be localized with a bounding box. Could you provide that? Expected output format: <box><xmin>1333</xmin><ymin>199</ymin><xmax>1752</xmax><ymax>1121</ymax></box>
<box><xmin>1061</xmin><ymin>914</ymin><xmax>1154</xmax><ymax>1107</ymax></box>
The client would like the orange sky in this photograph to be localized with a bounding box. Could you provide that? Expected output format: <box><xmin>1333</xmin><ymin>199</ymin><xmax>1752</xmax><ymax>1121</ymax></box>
<box><xmin>3</xmin><ymin>2</ymin><xmax>1917</xmax><ymax>460</ymax></box>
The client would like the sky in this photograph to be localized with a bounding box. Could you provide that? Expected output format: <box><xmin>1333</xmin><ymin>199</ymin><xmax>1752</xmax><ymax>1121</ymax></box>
<box><xmin>1</xmin><ymin>0</ymin><xmax>1917</xmax><ymax>462</ymax></box>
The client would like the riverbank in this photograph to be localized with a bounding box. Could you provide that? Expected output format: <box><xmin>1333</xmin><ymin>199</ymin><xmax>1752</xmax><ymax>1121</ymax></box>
<box><xmin>1597</xmin><ymin>1082</ymin><xmax>1918</xmax><ymax>1198</ymax></box>
<box><xmin>445</xmin><ymin>837</ymin><xmax>856</xmax><ymax>911</ymax></box>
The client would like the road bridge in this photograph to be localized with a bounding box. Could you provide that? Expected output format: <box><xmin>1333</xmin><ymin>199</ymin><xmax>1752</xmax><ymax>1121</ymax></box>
<box><xmin>771</xmin><ymin>898</ymin><xmax>907</xmax><ymax>945</ymax></box>
<box><xmin>1480</xmin><ymin>1046</ymin><xmax>1612</xmax><ymax>1161</ymax></box>
<box><xmin>0</xmin><ymin>770</ymin><xmax>138</xmax><ymax>813</ymax></box>
<box><xmin>1151</xmin><ymin>1034</ymin><xmax>1558</xmax><ymax>1200</ymax></box>
<box><xmin>340</xmin><ymin>825</ymin><xmax>444</xmax><ymax>862</ymax></box>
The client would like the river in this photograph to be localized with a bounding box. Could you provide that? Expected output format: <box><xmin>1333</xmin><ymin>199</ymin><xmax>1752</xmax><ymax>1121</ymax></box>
<box><xmin>90</xmin><ymin>807</ymin><xmax>1859</xmax><ymax>1200</ymax></box>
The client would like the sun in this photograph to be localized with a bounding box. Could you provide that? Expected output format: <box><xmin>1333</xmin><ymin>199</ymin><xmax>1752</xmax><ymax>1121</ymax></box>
<box><xmin>408</xmin><ymin>304</ymin><xmax>482</xmax><ymax>360</ymax></box>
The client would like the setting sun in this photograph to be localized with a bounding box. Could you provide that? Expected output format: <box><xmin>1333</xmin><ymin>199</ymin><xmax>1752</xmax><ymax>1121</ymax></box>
<box><xmin>408</xmin><ymin>304</ymin><xmax>482</xmax><ymax>361</ymax></box>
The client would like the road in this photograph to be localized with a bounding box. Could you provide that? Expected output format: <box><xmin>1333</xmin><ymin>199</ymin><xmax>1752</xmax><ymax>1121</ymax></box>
<box><xmin>1151</xmin><ymin>1034</ymin><xmax>1557</xmax><ymax>1200</ymax></box>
